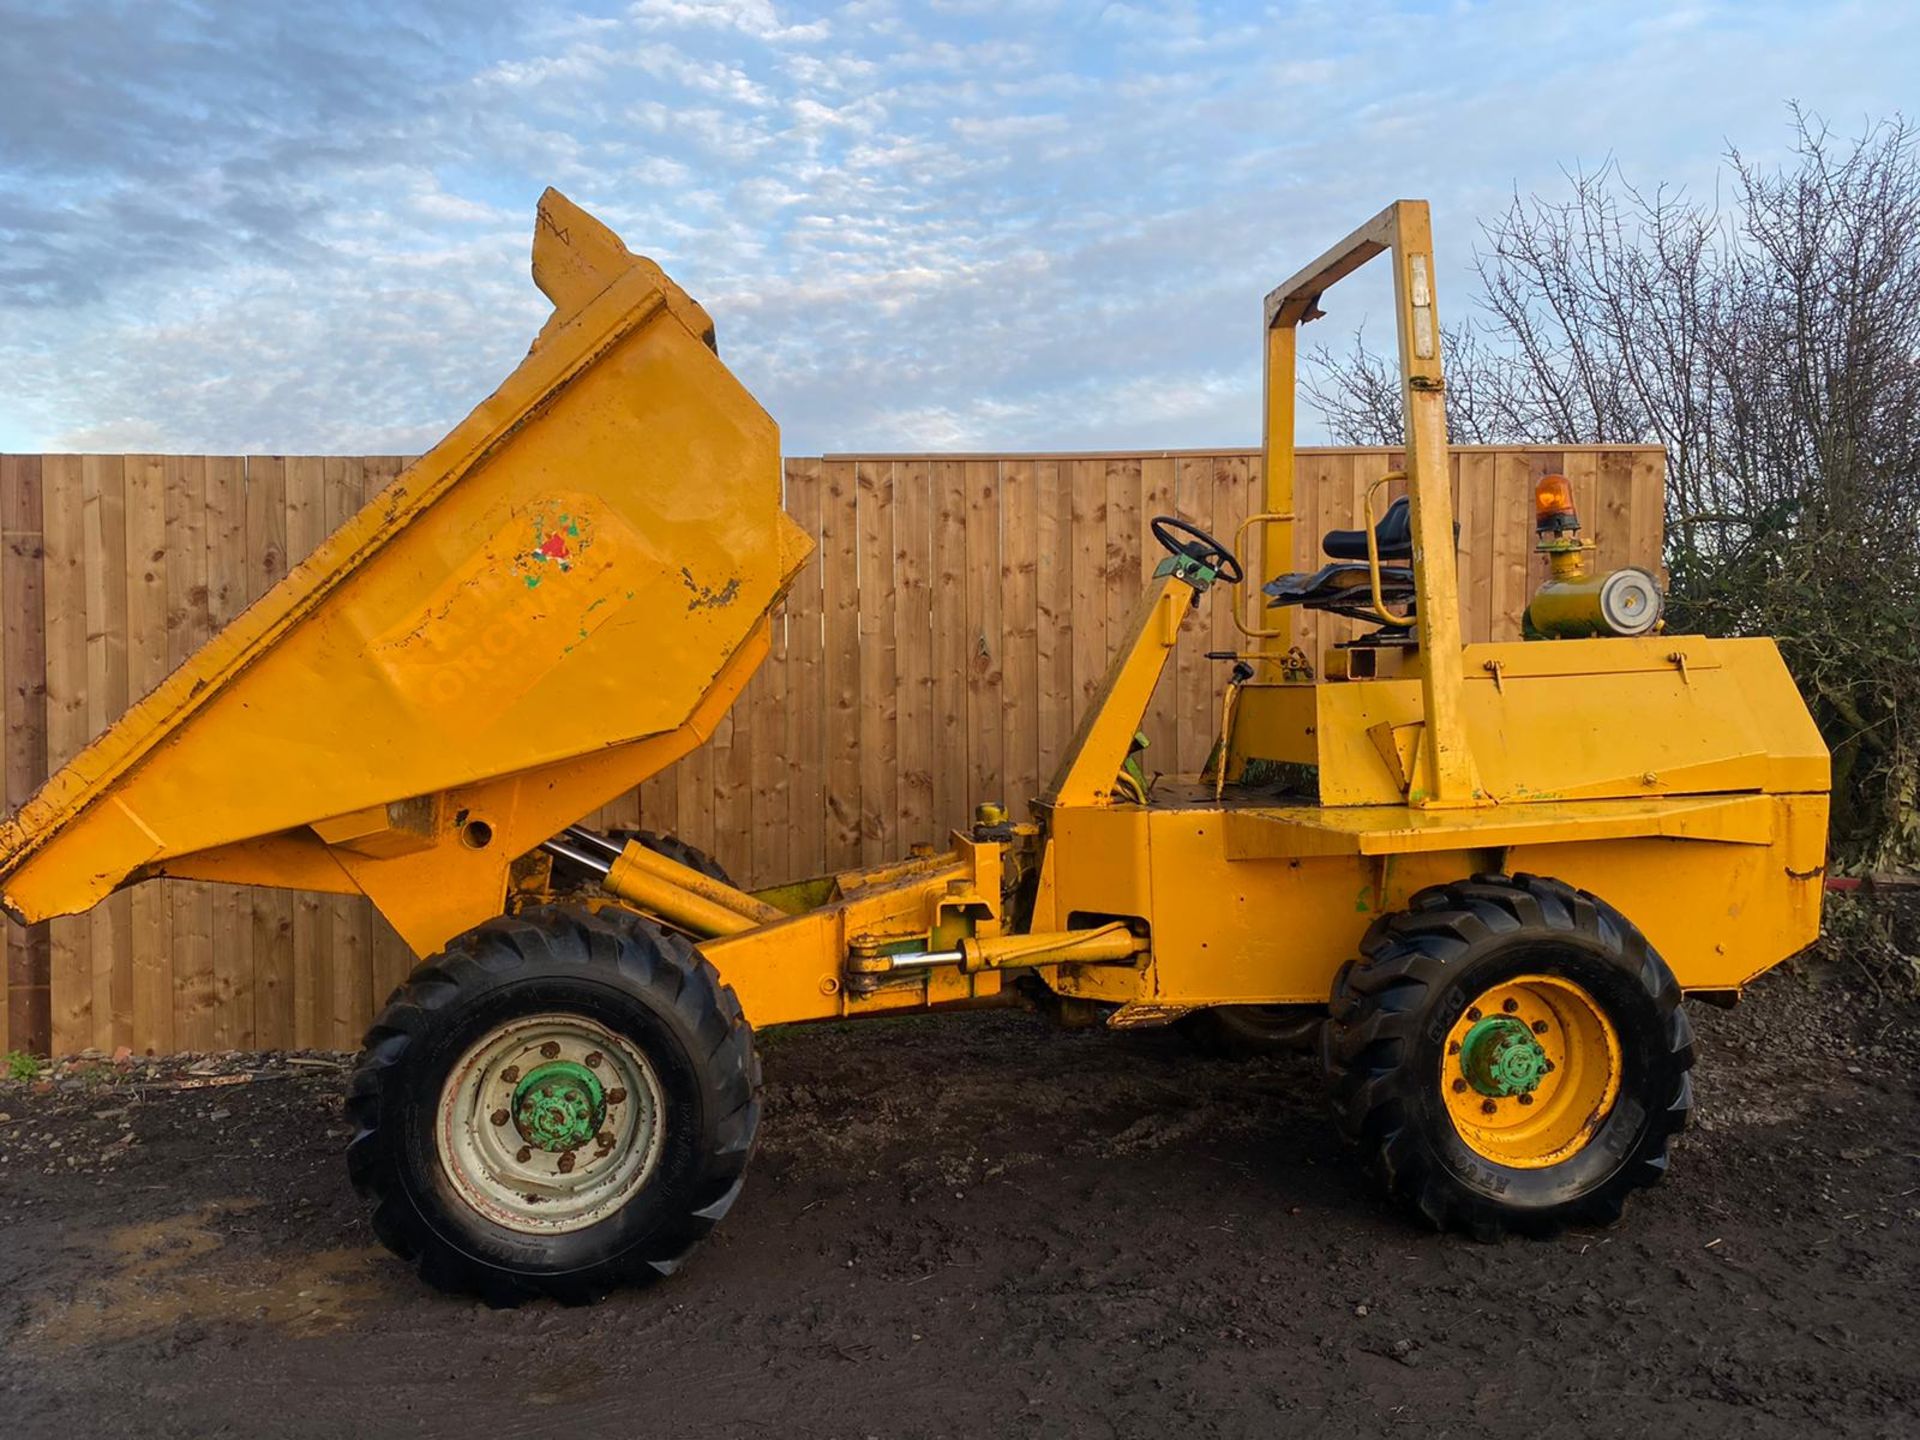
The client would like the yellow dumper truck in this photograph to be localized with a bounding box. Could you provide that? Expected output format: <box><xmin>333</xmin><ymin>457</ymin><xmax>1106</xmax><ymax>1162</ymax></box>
<box><xmin>0</xmin><ymin>192</ymin><xmax>1828</xmax><ymax>1301</ymax></box>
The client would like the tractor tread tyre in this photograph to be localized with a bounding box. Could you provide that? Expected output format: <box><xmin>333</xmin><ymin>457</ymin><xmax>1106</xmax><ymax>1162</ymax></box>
<box><xmin>347</xmin><ymin>904</ymin><xmax>759</xmax><ymax>1305</ymax></box>
<box><xmin>1320</xmin><ymin>872</ymin><xmax>1692</xmax><ymax>1241</ymax></box>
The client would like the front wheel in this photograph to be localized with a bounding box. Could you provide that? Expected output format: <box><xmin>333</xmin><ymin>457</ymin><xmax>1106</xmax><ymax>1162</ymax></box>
<box><xmin>1321</xmin><ymin>873</ymin><xmax>1693</xmax><ymax>1239</ymax></box>
<box><xmin>347</xmin><ymin>904</ymin><xmax>760</xmax><ymax>1303</ymax></box>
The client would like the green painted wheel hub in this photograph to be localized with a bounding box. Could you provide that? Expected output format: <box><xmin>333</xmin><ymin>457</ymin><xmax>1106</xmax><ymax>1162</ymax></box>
<box><xmin>512</xmin><ymin>1060</ymin><xmax>607</xmax><ymax>1152</ymax></box>
<box><xmin>1459</xmin><ymin>1016</ymin><xmax>1549</xmax><ymax>1097</ymax></box>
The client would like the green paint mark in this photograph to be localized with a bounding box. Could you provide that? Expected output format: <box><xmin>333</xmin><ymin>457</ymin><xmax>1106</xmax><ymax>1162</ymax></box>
<box><xmin>524</xmin><ymin>574</ymin><xmax>542</xmax><ymax>589</ymax></box>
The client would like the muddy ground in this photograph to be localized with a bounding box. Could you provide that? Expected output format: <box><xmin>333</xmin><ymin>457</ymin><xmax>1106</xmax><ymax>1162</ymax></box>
<box><xmin>1</xmin><ymin>961</ymin><xmax>1914</xmax><ymax>1439</ymax></box>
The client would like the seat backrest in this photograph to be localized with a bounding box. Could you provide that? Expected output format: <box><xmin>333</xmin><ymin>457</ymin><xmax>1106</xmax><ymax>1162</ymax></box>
<box><xmin>1322</xmin><ymin>496</ymin><xmax>1413</xmax><ymax>562</ymax></box>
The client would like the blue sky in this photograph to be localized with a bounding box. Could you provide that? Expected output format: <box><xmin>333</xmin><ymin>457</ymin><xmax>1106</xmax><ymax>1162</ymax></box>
<box><xmin>2</xmin><ymin>0</ymin><xmax>1916</xmax><ymax>455</ymax></box>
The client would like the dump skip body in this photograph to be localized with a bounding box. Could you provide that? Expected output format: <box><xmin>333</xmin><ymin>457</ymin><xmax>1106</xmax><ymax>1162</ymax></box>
<box><xmin>0</xmin><ymin>191</ymin><xmax>813</xmax><ymax>955</ymax></box>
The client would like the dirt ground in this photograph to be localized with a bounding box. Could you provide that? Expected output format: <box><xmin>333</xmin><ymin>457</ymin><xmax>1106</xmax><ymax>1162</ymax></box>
<box><xmin>2</xmin><ymin>960</ymin><xmax>1914</xmax><ymax>1439</ymax></box>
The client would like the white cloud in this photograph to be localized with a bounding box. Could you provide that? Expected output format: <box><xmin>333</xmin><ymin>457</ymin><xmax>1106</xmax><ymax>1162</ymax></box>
<box><xmin>4</xmin><ymin>0</ymin><xmax>1919</xmax><ymax>457</ymax></box>
<box><xmin>627</xmin><ymin>0</ymin><xmax>831</xmax><ymax>43</ymax></box>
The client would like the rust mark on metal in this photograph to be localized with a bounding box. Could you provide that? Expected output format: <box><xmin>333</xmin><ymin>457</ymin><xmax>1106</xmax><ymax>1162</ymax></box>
<box><xmin>536</xmin><ymin>203</ymin><xmax>571</xmax><ymax>245</ymax></box>
<box><xmin>680</xmin><ymin>567</ymin><xmax>741</xmax><ymax>611</ymax></box>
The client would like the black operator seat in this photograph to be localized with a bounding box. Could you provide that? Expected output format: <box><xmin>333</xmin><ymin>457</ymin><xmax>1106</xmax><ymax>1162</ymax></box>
<box><xmin>1264</xmin><ymin>496</ymin><xmax>1460</xmax><ymax>621</ymax></box>
<box><xmin>1264</xmin><ymin>495</ymin><xmax>1458</xmax><ymax>625</ymax></box>
<box><xmin>1321</xmin><ymin>495</ymin><xmax>1414</xmax><ymax>562</ymax></box>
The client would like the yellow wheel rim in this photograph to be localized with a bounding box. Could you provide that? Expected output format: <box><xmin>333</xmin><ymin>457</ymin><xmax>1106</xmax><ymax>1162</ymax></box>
<box><xmin>1440</xmin><ymin>973</ymin><xmax>1621</xmax><ymax>1169</ymax></box>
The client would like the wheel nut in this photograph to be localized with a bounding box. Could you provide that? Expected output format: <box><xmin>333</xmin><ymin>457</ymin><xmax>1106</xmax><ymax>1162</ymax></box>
<box><xmin>501</xmin><ymin>1065</ymin><xmax>520</xmax><ymax>1084</ymax></box>
<box><xmin>1452</xmin><ymin>1078</ymin><xmax>1467</xmax><ymax>1093</ymax></box>
<box><xmin>490</xmin><ymin>1108</ymin><xmax>510</xmax><ymax>1127</ymax></box>
<box><xmin>1480</xmin><ymin>1099</ymin><xmax>1498</xmax><ymax>1115</ymax></box>
<box><xmin>1518</xmin><ymin>1093</ymin><xmax>1535</xmax><ymax>1107</ymax></box>
<box><xmin>1466</xmin><ymin>1007</ymin><xmax>1482</xmax><ymax>1022</ymax></box>
<box><xmin>585</xmin><ymin>1051</ymin><xmax>603</xmax><ymax>1069</ymax></box>
<box><xmin>1447</xmin><ymin>1041</ymin><xmax>1461</xmax><ymax>1056</ymax></box>
<box><xmin>1542</xmin><ymin>1059</ymin><xmax>1555</xmax><ymax>1073</ymax></box>
<box><xmin>1532</xmin><ymin>1020</ymin><xmax>1549</xmax><ymax>1034</ymax></box>
<box><xmin>540</xmin><ymin>1042</ymin><xmax>561</xmax><ymax>1060</ymax></box>
<box><xmin>557</xmin><ymin>1152</ymin><xmax>576</xmax><ymax>1174</ymax></box>
<box><xmin>606</xmin><ymin>1088</ymin><xmax>627</xmax><ymax>1106</ymax></box>
<box><xmin>1502</xmin><ymin>998</ymin><xmax>1519</xmax><ymax>1014</ymax></box>
<box><xmin>516</xmin><ymin>1146</ymin><xmax>532</xmax><ymax>1163</ymax></box>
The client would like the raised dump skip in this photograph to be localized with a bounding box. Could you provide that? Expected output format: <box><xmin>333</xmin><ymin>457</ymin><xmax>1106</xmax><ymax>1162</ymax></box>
<box><xmin>0</xmin><ymin>190</ymin><xmax>813</xmax><ymax>955</ymax></box>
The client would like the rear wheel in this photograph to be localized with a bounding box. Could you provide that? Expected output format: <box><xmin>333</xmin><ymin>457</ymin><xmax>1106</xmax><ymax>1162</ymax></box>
<box><xmin>1321</xmin><ymin>873</ymin><xmax>1692</xmax><ymax>1238</ymax></box>
<box><xmin>348</xmin><ymin>904</ymin><xmax>759</xmax><ymax>1302</ymax></box>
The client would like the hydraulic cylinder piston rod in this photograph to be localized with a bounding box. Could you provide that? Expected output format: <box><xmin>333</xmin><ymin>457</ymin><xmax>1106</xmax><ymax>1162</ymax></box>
<box><xmin>540</xmin><ymin>830</ymin><xmax>779</xmax><ymax>938</ymax></box>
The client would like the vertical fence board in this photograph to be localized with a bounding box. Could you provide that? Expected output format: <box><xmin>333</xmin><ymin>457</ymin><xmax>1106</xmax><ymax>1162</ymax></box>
<box><xmin>1102</xmin><ymin>460</ymin><xmax>1141</xmax><ymax>750</ymax></box>
<box><xmin>820</xmin><ymin>460</ymin><xmax>862</xmax><ymax>869</ymax></box>
<box><xmin>1455</xmin><ymin>451</ymin><xmax>1495</xmax><ymax>645</ymax></box>
<box><xmin>1629</xmin><ymin>450</ymin><xmax>1666</xmax><ymax>586</ymax></box>
<box><xmin>672</xmin><ymin>676</ymin><xmax>719</xmax><ymax>866</ymax></box>
<box><xmin>892</xmin><ymin>462</ymin><xmax>935</xmax><ymax>848</ymax></box>
<box><xmin>929</xmin><ymin>461</ymin><xmax>969</xmax><ymax>839</ymax></box>
<box><xmin>1490</xmin><ymin>452</ymin><xmax>1535</xmax><ymax>642</ymax></box>
<box><xmin>1068</xmin><ymin>458</ymin><xmax>1107</xmax><ymax>725</ymax></box>
<box><xmin>43</xmin><ymin>456</ymin><xmax>92</xmax><ymax>1052</ymax></box>
<box><xmin>710</xmin><ymin>707</ymin><xmax>752</xmax><ymax>879</ymax></box>
<box><xmin>1033</xmin><ymin>461</ymin><xmax>1073</xmax><ymax>784</ymax></box>
<box><xmin>1</xmin><ymin>455</ymin><xmax>49</xmax><ymax>1055</ymax></box>
<box><xmin>855</xmin><ymin>461</ymin><xmax>898</xmax><ymax>862</ymax></box>
<box><xmin>81</xmin><ymin>455</ymin><xmax>130</xmax><ymax>1052</ymax></box>
<box><xmin>781</xmin><ymin>460</ymin><xmax>825</xmax><ymax>877</ymax></box>
<box><xmin>1563</xmin><ymin>449</ymin><xmax>1603</xmax><ymax>572</ymax></box>
<box><xmin>999</xmin><ymin>459</ymin><xmax>1039</xmax><ymax>814</ymax></box>
<box><xmin>744</xmin><ymin>627</ymin><xmax>788</xmax><ymax>885</ymax></box>
<box><xmin>963</xmin><ymin>461</ymin><xmax>1004</xmax><ymax>815</ymax></box>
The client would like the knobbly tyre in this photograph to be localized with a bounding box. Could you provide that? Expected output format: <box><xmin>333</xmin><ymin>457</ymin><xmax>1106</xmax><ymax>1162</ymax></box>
<box><xmin>0</xmin><ymin>192</ymin><xmax>1827</xmax><ymax>1301</ymax></box>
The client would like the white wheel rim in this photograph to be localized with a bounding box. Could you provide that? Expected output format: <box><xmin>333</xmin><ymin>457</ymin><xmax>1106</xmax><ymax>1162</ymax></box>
<box><xmin>436</xmin><ymin>1013</ymin><xmax>666</xmax><ymax>1235</ymax></box>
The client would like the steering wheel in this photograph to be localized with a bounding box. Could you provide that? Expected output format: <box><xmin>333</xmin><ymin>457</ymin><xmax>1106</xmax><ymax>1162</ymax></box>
<box><xmin>1149</xmin><ymin>514</ymin><xmax>1244</xmax><ymax>585</ymax></box>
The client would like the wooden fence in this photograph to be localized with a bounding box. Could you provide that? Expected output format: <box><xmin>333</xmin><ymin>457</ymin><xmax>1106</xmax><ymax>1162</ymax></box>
<box><xmin>0</xmin><ymin>445</ymin><xmax>1664</xmax><ymax>1056</ymax></box>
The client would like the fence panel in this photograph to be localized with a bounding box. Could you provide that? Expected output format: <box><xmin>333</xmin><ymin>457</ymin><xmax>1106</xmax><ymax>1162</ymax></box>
<box><xmin>0</xmin><ymin>445</ymin><xmax>1664</xmax><ymax>1054</ymax></box>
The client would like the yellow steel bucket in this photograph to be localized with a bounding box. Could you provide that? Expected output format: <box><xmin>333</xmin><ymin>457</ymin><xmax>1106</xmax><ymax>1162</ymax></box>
<box><xmin>0</xmin><ymin>191</ymin><xmax>813</xmax><ymax>953</ymax></box>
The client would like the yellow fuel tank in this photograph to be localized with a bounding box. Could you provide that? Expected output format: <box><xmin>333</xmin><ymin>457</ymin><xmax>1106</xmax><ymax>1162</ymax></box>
<box><xmin>0</xmin><ymin>191</ymin><xmax>813</xmax><ymax>953</ymax></box>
